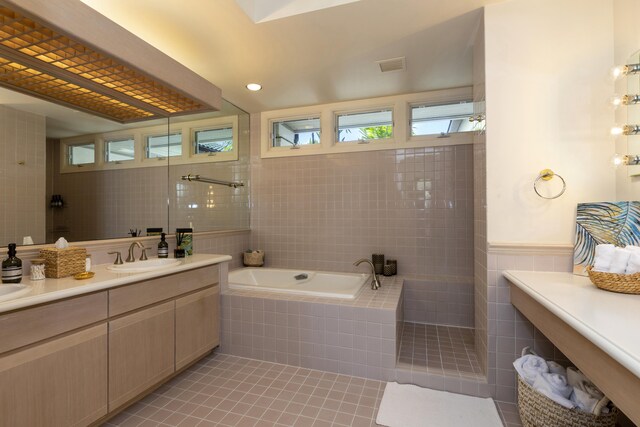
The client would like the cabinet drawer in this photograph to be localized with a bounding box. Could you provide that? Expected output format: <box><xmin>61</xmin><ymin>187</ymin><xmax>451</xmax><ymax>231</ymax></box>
<box><xmin>0</xmin><ymin>324</ymin><xmax>108</xmax><ymax>427</ymax></box>
<box><xmin>0</xmin><ymin>292</ymin><xmax>107</xmax><ymax>354</ymax></box>
<box><xmin>109</xmin><ymin>264</ymin><xmax>219</xmax><ymax>316</ymax></box>
<box><xmin>176</xmin><ymin>285</ymin><xmax>220</xmax><ymax>370</ymax></box>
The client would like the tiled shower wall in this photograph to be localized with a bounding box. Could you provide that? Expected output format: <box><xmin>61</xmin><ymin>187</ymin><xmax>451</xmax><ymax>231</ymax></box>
<box><xmin>0</xmin><ymin>105</ymin><xmax>46</xmax><ymax>246</ymax></box>
<box><xmin>250</xmin><ymin>115</ymin><xmax>475</xmax><ymax>324</ymax></box>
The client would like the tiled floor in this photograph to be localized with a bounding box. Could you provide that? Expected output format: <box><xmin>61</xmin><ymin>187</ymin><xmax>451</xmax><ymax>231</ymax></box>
<box><xmin>104</xmin><ymin>353</ymin><xmax>385</xmax><ymax>427</ymax></box>
<box><xmin>397</xmin><ymin>322</ymin><xmax>483</xmax><ymax>378</ymax></box>
<box><xmin>496</xmin><ymin>402</ymin><xmax>523</xmax><ymax>427</ymax></box>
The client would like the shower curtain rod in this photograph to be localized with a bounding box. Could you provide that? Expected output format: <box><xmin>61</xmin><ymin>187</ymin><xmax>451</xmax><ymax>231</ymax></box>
<box><xmin>181</xmin><ymin>174</ymin><xmax>244</xmax><ymax>188</ymax></box>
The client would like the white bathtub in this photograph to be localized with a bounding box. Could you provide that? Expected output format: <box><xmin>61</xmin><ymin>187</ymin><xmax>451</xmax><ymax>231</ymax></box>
<box><xmin>227</xmin><ymin>268</ymin><xmax>369</xmax><ymax>299</ymax></box>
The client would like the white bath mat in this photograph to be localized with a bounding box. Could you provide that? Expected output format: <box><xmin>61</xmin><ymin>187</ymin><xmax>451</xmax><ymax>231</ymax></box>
<box><xmin>376</xmin><ymin>382</ymin><xmax>503</xmax><ymax>427</ymax></box>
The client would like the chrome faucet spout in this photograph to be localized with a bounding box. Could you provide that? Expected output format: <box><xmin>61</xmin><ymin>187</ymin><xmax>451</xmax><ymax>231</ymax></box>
<box><xmin>353</xmin><ymin>258</ymin><xmax>381</xmax><ymax>290</ymax></box>
<box><xmin>126</xmin><ymin>241</ymin><xmax>144</xmax><ymax>262</ymax></box>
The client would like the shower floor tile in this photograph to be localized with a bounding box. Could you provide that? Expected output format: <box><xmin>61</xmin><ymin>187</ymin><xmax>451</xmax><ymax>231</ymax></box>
<box><xmin>103</xmin><ymin>353</ymin><xmax>384</xmax><ymax>427</ymax></box>
<box><xmin>397</xmin><ymin>322</ymin><xmax>484</xmax><ymax>379</ymax></box>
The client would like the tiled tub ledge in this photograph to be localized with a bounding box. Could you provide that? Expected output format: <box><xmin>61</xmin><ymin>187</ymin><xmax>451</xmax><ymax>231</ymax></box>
<box><xmin>220</xmin><ymin>276</ymin><xmax>404</xmax><ymax>382</ymax></box>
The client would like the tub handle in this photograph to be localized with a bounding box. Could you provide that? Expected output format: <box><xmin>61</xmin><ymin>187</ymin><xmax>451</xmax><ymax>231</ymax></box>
<box><xmin>294</xmin><ymin>274</ymin><xmax>308</xmax><ymax>280</ymax></box>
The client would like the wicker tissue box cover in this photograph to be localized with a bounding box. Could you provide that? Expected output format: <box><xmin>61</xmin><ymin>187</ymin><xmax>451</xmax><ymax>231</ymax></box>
<box><xmin>39</xmin><ymin>246</ymin><xmax>87</xmax><ymax>278</ymax></box>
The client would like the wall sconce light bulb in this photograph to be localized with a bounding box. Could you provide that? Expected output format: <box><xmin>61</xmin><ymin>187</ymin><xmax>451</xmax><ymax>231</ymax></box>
<box><xmin>611</xmin><ymin>153</ymin><xmax>628</xmax><ymax>168</ymax></box>
<box><xmin>611</xmin><ymin>124</ymin><xmax>640</xmax><ymax>136</ymax></box>
<box><xmin>611</xmin><ymin>125</ymin><xmax>625</xmax><ymax>136</ymax></box>
<box><xmin>609</xmin><ymin>95</ymin><xmax>624</xmax><ymax>108</ymax></box>
<box><xmin>610</xmin><ymin>64</ymin><xmax>640</xmax><ymax>80</ymax></box>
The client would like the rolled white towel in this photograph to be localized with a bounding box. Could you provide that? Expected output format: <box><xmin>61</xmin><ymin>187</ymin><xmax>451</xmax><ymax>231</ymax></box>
<box><xmin>513</xmin><ymin>354</ymin><xmax>549</xmax><ymax>385</ymax></box>
<box><xmin>567</xmin><ymin>367</ymin><xmax>609</xmax><ymax>415</ymax></box>
<box><xmin>547</xmin><ymin>361</ymin><xmax>566</xmax><ymax>377</ymax></box>
<box><xmin>626</xmin><ymin>252</ymin><xmax>640</xmax><ymax>274</ymax></box>
<box><xmin>592</xmin><ymin>244</ymin><xmax>615</xmax><ymax>272</ymax></box>
<box><xmin>532</xmin><ymin>373</ymin><xmax>575</xmax><ymax>409</ymax></box>
<box><xmin>625</xmin><ymin>245</ymin><xmax>640</xmax><ymax>253</ymax></box>
<box><xmin>608</xmin><ymin>247</ymin><xmax>632</xmax><ymax>274</ymax></box>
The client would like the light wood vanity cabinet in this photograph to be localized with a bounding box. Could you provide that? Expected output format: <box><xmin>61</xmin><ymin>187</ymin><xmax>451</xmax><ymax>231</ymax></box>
<box><xmin>176</xmin><ymin>286</ymin><xmax>220</xmax><ymax>370</ymax></box>
<box><xmin>107</xmin><ymin>264</ymin><xmax>220</xmax><ymax>412</ymax></box>
<box><xmin>108</xmin><ymin>301</ymin><xmax>175</xmax><ymax>409</ymax></box>
<box><xmin>0</xmin><ymin>294</ymin><xmax>109</xmax><ymax>427</ymax></box>
<box><xmin>0</xmin><ymin>263</ymin><xmax>222</xmax><ymax>426</ymax></box>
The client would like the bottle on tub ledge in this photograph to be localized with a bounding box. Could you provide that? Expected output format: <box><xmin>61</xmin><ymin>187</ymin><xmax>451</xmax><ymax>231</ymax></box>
<box><xmin>2</xmin><ymin>243</ymin><xmax>22</xmax><ymax>284</ymax></box>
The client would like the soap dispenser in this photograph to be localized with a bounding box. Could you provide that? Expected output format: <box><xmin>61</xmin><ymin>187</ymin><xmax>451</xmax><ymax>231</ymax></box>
<box><xmin>158</xmin><ymin>233</ymin><xmax>169</xmax><ymax>258</ymax></box>
<box><xmin>2</xmin><ymin>243</ymin><xmax>22</xmax><ymax>283</ymax></box>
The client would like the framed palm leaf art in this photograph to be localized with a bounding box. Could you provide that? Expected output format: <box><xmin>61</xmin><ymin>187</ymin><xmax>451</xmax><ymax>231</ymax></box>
<box><xmin>573</xmin><ymin>201</ymin><xmax>640</xmax><ymax>275</ymax></box>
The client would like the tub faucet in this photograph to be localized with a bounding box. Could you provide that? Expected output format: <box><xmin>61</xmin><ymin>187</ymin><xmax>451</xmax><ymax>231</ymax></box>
<box><xmin>353</xmin><ymin>258</ymin><xmax>381</xmax><ymax>290</ymax></box>
<box><xmin>126</xmin><ymin>241</ymin><xmax>145</xmax><ymax>262</ymax></box>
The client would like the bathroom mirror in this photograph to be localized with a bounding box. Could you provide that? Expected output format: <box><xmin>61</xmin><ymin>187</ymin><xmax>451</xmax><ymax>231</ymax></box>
<box><xmin>0</xmin><ymin>86</ymin><xmax>250</xmax><ymax>247</ymax></box>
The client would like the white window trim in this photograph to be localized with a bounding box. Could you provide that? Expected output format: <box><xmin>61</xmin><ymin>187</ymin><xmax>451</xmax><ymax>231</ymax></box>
<box><xmin>60</xmin><ymin>138</ymin><xmax>97</xmax><ymax>173</ymax></box>
<box><xmin>102</xmin><ymin>133</ymin><xmax>137</xmax><ymax>169</ymax></box>
<box><xmin>60</xmin><ymin>116</ymin><xmax>239</xmax><ymax>173</ymax></box>
<box><xmin>260</xmin><ymin>87</ymin><xmax>473</xmax><ymax>159</ymax></box>
<box><xmin>267</xmin><ymin>113</ymin><xmax>323</xmax><ymax>153</ymax></box>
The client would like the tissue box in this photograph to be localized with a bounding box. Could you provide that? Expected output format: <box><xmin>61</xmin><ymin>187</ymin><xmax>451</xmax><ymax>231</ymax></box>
<box><xmin>39</xmin><ymin>247</ymin><xmax>87</xmax><ymax>278</ymax></box>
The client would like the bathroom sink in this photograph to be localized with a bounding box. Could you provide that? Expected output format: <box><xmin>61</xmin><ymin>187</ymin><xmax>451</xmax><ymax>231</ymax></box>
<box><xmin>0</xmin><ymin>283</ymin><xmax>30</xmax><ymax>302</ymax></box>
<box><xmin>107</xmin><ymin>258</ymin><xmax>182</xmax><ymax>273</ymax></box>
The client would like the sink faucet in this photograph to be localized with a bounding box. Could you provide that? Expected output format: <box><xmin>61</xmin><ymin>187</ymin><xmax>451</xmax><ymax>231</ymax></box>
<box><xmin>126</xmin><ymin>241</ymin><xmax>145</xmax><ymax>262</ymax></box>
<box><xmin>353</xmin><ymin>258</ymin><xmax>381</xmax><ymax>290</ymax></box>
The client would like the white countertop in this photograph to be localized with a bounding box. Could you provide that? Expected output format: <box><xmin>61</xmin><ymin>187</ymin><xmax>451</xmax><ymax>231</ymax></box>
<box><xmin>0</xmin><ymin>254</ymin><xmax>231</xmax><ymax>314</ymax></box>
<box><xmin>503</xmin><ymin>270</ymin><xmax>640</xmax><ymax>379</ymax></box>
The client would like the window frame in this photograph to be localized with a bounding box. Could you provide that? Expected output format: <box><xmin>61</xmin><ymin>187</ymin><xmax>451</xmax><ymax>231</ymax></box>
<box><xmin>260</xmin><ymin>87</ymin><xmax>474</xmax><ymax>159</ymax></box>
<box><xmin>334</xmin><ymin>107</ymin><xmax>394</xmax><ymax>145</ymax></box>
<box><xmin>61</xmin><ymin>138</ymin><xmax>97</xmax><ymax>172</ymax></box>
<box><xmin>268</xmin><ymin>114</ymin><xmax>323</xmax><ymax>153</ymax></box>
<box><xmin>60</xmin><ymin>116</ymin><xmax>240</xmax><ymax>173</ymax></box>
<box><xmin>189</xmin><ymin>116</ymin><xmax>239</xmax><ymax>162</ymax></box>
<box><xmin>408</xmin><ymin>100</ymin><xmax>475</xmax><ymax>140</ymax></box>
<box><xmin>102</xmin><ymin>134</ymin><xmax>137</xmax><ymax>166</ymax></box>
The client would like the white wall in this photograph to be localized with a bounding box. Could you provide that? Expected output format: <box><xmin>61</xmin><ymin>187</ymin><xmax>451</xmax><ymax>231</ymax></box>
<box><xmin>484</xmin><ymin>0</ymin><xmax>616</xmax><ymax>245</ymax></box>
<box><xmin>614</xmin><ymin>0</ymin><xmax>640</xmax><ymax>200</ymax></box>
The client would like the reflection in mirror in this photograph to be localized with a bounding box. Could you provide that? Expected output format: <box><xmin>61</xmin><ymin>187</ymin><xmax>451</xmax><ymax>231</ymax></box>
<box><xmin>0</xmin><ymin>85</ymin><xmax>249</xmax><ymax>247</ymax></box>
<box><xmin>168</xmin><ymin>105</ymin><xmax>250</xmax><ymax>234</ymax></box>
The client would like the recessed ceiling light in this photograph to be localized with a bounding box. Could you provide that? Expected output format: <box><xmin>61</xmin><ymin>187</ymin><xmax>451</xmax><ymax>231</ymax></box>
<box><xmin>246</xmin><ymin>83</ymin><xmax>262</xmax><ymax>91</ymax></box>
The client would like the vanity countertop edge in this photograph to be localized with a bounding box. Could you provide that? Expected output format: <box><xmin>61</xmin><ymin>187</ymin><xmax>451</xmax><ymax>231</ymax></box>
<box><xmin>0</xmin><ymin>253</ymin><xmax>231</xmax><ymax>314</ymax></box>
<box><xmin>503</xmin><ymin>270</ymin><xmax>640</xmax><ymax>380</ymax></box>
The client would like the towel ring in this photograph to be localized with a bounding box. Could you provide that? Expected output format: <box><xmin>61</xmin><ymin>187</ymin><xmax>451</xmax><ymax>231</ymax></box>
<box><xmin>534</xmin><ymin>169</ymin><xmax>566</xmax><ymax>199</ymax></box>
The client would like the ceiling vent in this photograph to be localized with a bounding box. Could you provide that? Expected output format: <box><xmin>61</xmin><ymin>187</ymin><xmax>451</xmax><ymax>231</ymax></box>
<box><xmin>377</xmin><ymin>57</ymin><xmax>406</xmax><ymax>73</ymax></box>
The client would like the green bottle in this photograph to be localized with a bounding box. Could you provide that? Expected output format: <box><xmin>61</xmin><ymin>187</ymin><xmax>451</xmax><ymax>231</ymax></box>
<box><xmin>158</xmin><ymin>233</ymin><xmax>169</xmax><ymax>258</ymax></box>
<box><xmin>2</xmin><ymin>243</ymin><xmax>22</xmax><ymax>284</ymax></box>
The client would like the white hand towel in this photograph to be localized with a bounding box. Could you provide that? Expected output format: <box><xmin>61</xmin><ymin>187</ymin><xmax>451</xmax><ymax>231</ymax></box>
<box><xmin>513</xmin><ymin>354</ymin><xmax>548</xmax><ymax>385</ymax></box>
<box><xmin>592</xmin><ymin>244</ymin><xmax>615</xmax><ymax>272</ymax></box>
<box><xmin>625</xmin><ymin>245</ymin><xmax>640</xmax><ymax>253</ymax></box>
<box><xmin>532</xmin><ymin>373</ymin><xmax>575</xmax><ymax>409</ymax></box>
<box><xmin>567</xmin><ymin>367</ymin><xmax>609</xmax><ymax>414</ymax></box>
<box><xmin>547</xmin><ymin>361</ymin><xmax>566</xmax><ymax>377</ymax></box>
<box><xmin>626</xmin><ymin>252</ymin><xmax>640</xmax><ymax>274</ymax></box>
<box><xmin>609</xmin><ymin>247</ymin><xmax>632</xmax><ymax>274</ymax></box>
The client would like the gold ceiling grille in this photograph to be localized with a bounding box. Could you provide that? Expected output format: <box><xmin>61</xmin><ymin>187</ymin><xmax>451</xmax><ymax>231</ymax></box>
<box><xmin>0</xmin><ymin>6</ymin><xmax>211</xmax><ymax>122</ymax></box>
<box><xmin>0</xmin><ymin>57</ymin><xmax>153</xmax><ymax>121</ymax></box>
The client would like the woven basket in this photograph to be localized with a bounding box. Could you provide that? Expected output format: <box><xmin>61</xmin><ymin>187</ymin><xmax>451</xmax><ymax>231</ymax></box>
<box><xmin>586</xmin><ymin>266</ymin><xmax>640</xmax><ymax>294</ymax></box>
<box><xmin>243</xmin><ymin>251</ymin><xmax>264</xmax><ymax>267</ymax></box>
<box><xmin>39</xmin><ymin>247</ymin><xmax>86</xmax><ymax>278</ymax></box>
<box><xmin>517</xmin><ymin>375</ymin><xmax>617</xmax><ymax>427</ymax></box>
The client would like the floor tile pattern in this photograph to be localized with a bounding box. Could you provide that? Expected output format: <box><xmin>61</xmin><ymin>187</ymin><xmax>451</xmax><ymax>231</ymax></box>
<box><xmin>104</xmin><ymin>353</ymin><xmax>384</xmax><ymax>427</ymax></box>
<box><xmin>397</xmin><ymin>322</ymin><xmax>483</xmax><ymax>378</ymax></box>
<box><xmin>496</xmin><ymin>402</ymin><xmax>523</xmax><ymax>427</ymax></box>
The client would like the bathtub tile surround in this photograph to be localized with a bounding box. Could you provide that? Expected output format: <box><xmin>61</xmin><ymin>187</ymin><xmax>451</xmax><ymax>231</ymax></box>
<box><xmin>220</xmin><ymin>276</ymin><xmax>403</xmax><ymax>382</ymax></box>
<box><xmin>104</xmin><ymin>353</ymin><xmax>384</xmax><ymax>427</ymax></box>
